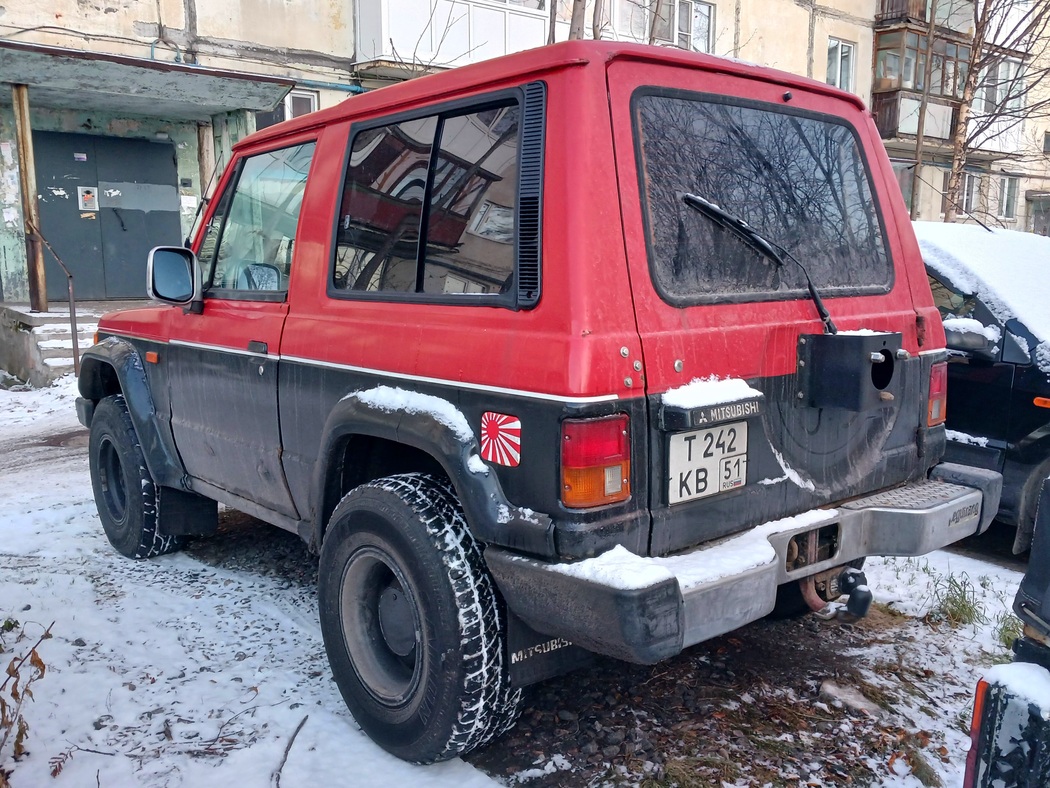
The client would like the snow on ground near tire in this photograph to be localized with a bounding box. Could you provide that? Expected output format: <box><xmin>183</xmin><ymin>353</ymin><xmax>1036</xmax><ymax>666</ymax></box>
<box><xmin>0</xmin><ymin>376</ymin><xmax>496</xmax><ymax>787</ymax></box>
<box><xmin>0</xmin><ymin>376</ymin><xmax>1029</xmax><ymax>787</ymax></box>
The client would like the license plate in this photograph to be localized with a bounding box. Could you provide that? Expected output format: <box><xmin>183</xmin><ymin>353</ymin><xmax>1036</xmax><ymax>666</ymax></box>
<box><xmin>668</xmin><ymin>421</ymin><xmax>748</xmax><ymax>505</ymax></box>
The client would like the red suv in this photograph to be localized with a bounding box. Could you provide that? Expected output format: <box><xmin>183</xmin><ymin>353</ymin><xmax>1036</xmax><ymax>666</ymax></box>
<box><xmin>76</xmin><ymin>41</ymin><xmax>1001</xmax><ymax>763</ymax></box>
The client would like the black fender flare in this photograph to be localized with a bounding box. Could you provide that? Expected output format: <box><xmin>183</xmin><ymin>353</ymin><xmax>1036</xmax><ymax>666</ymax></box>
<box><xmin>311</xmin><ymin>389</ymin><xmax>555</xmax><ymax>558</ymax></box>
<box><xmin>78</xmin><ymin>337</ymin><xmax>188</xmax><ymax>490</ymax></box>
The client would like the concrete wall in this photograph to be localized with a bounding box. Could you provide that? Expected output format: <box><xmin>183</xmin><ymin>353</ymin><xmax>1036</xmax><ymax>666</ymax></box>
<box><xmin>0</xmin><ymin>0</ymin><xmax>354</xmax><ymax>90</ymax></box>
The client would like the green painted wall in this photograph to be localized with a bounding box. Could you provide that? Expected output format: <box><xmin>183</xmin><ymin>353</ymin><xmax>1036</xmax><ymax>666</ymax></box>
<box><xmin>0</xmin><ymin>106</ymin><xmax>240</xmax><ymax>304</ymax></box>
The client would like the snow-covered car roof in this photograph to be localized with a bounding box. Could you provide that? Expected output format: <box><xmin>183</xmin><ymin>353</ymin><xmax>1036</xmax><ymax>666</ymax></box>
<box><xmin>913</xmin><ymin>220</ymin><xmax>1050</xmax><ymax>371</ymax></box>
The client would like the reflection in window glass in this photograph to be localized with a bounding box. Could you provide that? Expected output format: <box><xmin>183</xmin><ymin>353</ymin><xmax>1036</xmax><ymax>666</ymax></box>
<box><xmin>333</xmin><ymin>118</ymin><xmax>437</xmax><ymax>292</ymax></box>
<box><xmin>422</xmin><ymin>106</ymin><xmax>520</xmax><ymax>295</ymax></box>
<box><xmin>205</xmin><ymin>143</ymin><xmax>315</xmax><ymax>292</ymax></box>
<box><xmin>635</xmin><ymin>94</ymin><xmax>891</xmax><ymax>302</ymax></box>
<box><xmin>333</xmin><ymin>103</ymin><xmax>520</xmax><ymax>297</ymax></box>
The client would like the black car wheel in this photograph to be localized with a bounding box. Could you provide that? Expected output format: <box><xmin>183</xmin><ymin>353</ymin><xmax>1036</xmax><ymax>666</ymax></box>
<box><xmin>88</xmin><ymin>395</ymin><xmax>184</xmax><ymax>559</ymax></box>
<box><xmin>318</xmin><ymin>473</ymin><xmax>522</xmax><ymax>763</ymax></box>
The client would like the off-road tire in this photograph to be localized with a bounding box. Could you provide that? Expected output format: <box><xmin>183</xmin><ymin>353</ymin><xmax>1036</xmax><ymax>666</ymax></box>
<box><xmin>88</xmin><ymin>395</ymin><xmax>184</xmax><ymax>559</ymax></box>
<box><xmin>318</xmin><ymin>473</ymin><xmax>523</xmax><ymax>763</ymax></box>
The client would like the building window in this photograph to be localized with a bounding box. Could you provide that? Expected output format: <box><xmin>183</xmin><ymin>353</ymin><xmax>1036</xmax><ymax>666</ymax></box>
<box><xmin>998</xmin><ymin>176</ymin><xmax>1019</xmax><ymax>219</ymax></box>
<box><xmin>979</xmin><ymin>59</ymin><xmax>1024</xmax><ymax>114</ymax></box>
<box><xmin>875</xmin><ymin>30</ymin><xmax>969</xmax><ymax>98</ymax></box>
<box><xmin>827</xmin><ymin>38</ymin><xmax>855</xmax><ymax>92</ymax></box>
<box><xmin>617</xmin><ymin>0</ymin><xmax>700</xmax><ymax>46</ymax></box>
<box><xmin>963</xmin><ymin>173</ymin><xmax>981</xmax><ymax>214</ymax></box>
<box><xmin>1044</xmin><ymin>131</ymin><xmax>1050</xmax><ymax>153</ymax></box>
<box><xmin>680</xmin><ymin>1</ymin><xmax>714</xmax><ymax>53</ymax></box>
<box><xmin>255</xmin><ymin>89</ymin><xmax>321</xmax><ymax>131</ymax></box>
<box><xmin>941</xmin><ymin>170</ymin><xmax>950</xmax><ymax>215</ymax></box>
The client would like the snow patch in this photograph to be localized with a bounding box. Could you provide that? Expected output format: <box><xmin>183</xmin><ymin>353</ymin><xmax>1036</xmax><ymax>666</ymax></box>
<box><xmin>942</xmin><ymin>317</ymin><xmax>1001</xmax><ymax>343</ymax></box>
<box><xmin>547</xmin><ymin>545</ymin><xmax>675</xmax><ymax>590</ymax></box>
<box><xmin>837</xmin><ymin>329</ymin><xmax>892</xmax><ymax>336</ymax></box>
<box><xmin>945</xmin><ymin>429</ymin><xmax>990</xmax><ymax>447</ymax></box>
<box><xmin>771</xmin><ymin>448</ymin><xmax>816</xmax><ymax>492</ymax></box>
<box><xmin>984</xmin><ymin>662</ymin><xmax>1050</xmax><ymax>719</ymax></box>
<box><xmin>342</xmin><ymin>386</ymin><xmax>474</xmax><ymax>443</ymax></box>
<box><xmin>467</xmin><ymin>454</ymin><xmax>489</xmax><ymax>475</ymax></box>
<box><xmin>661</xmin><ymin>375</ymin><xmax>762</xmax><ymax>409</ymax></box>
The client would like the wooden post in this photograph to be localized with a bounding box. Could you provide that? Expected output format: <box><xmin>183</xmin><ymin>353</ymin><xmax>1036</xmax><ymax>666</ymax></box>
<box><xmin>12</xmin><ymin>84</ymin><xmax>47</xmax><ymax>312</ymax></box>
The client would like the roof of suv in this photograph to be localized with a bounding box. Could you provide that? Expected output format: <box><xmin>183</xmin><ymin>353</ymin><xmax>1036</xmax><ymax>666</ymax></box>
<box><xmin>241</xmin><ymin>40</ymin><xmax>868</xmax><ymax>149</ymax></box>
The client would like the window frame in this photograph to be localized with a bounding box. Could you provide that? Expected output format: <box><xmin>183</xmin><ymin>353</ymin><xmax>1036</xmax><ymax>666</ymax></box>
<box><xmin>998</xmin><ymin>175</ymin><xmax>1019</xmax><ymax>220</ymax></box>
<box><xmin>826</xmin><ymin>37</ymin><xmax>856</xmax><ymax>93</ymax></box>
<box><xmin>197</xmin><ymin>138</ymin><xmax>318</xmax><ymax>303</ymax></box>
<box><xmin>682</xmin><ymin>0</ymin><xmax>714</xmax><ymax>53</ymax></box>
<box><xmin>630</xmin><ymin>86</ymin><xmax>895</xmax><ymax>308</ymax></box>
<box><xmin>962</xmin><ymin>173</ymin><xmax>982</xmax><ymax>214</ymax></box>
<box><xmin>325</xmin><ymin>84</ymin><xmax>545</xmax><ymax>309</ymax></box>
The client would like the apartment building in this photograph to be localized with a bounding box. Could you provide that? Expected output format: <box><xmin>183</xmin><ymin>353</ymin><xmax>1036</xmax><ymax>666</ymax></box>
<box><xmin>0</xmin><ymin>0</ymin><xmax>1044</xmax><ymax>309</ymax></box>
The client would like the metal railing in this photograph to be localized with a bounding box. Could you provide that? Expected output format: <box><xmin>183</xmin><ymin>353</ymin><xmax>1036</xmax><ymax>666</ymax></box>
<box><xmin>25</xmin><ymin>219</ymin><xmax>80</xmax><ymax>376</ymax></box>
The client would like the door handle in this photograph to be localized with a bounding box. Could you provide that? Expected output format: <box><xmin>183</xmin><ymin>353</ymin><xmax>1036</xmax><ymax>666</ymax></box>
<box><xmin>247</xmin><ymin>340</ymin><xmax>268</xmax><ymax>354</ymax></box>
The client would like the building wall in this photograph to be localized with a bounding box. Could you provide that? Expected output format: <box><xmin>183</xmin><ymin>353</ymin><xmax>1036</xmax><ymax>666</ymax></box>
<box><xmin>0</xmin><ymin>0</ymin><xmax>355</xmax><ymax>100</ymax></box>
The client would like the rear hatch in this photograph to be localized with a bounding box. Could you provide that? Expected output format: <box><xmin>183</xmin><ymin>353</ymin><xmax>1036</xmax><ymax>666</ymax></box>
<box><xmin>606</xmin><ymin>54</ymin><xmax>940</xmax><ymax>556</ymax></box>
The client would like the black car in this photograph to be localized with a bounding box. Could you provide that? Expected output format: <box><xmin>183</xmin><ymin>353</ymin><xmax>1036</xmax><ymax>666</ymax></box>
<box><xmin>918</xmin><ymin>223</ymin><xmax>1050</xmax><ymax>554</ymax></box>
<box><xmin>965</xmin><ymin>478</ymin><xmax>1050</xmax><ymax>786</ymax></box>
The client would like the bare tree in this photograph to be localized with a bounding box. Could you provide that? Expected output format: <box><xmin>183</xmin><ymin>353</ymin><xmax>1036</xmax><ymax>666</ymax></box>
<box><xmin>937</xmin><ymin>0</ymin><xmax>1050</xmax><ymax>222</ymax></box>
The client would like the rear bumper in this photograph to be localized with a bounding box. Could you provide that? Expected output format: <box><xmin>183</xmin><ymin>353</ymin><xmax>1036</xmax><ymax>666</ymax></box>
<box><xmin>486</xmin><ymin>463</ymin><xmax>1002</xmax><ymax>664</ymax></box>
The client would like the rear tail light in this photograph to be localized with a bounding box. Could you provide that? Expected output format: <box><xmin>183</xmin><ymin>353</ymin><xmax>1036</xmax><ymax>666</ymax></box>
<box><xmin>928</xmin><ymin>361</ymin><xmax>947</xmax><ymax>427</ymax></box>
<box><xmin>561</xmin><ymin>415</ymin><xmax>630</xmax><ymax>508</ymax></box>
<box><xmin>963</xmin><ymin>678</ymin><xmax>990</xmax><ymax>787</ymax></box>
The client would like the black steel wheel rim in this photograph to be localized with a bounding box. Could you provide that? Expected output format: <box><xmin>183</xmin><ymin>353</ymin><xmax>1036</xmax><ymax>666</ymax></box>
<box><xmin>97</xmin><ymin>436</ymin><xmax>128</xmax><ymax>526</ymax></box>
<box><xmin>339</xmin><ymin>545</ymin><xmax>423</xmax><ymax>706</ymax></box>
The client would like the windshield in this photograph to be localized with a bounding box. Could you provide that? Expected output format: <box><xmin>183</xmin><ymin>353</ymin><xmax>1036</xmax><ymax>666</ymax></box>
<box><xmin>634</xmin><ymin>91</ymin><xmax>892</xmax><ymax>304</ymax></box>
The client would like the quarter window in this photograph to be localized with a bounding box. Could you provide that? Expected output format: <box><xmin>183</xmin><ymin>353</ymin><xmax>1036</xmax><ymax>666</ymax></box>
<box><xmin>200</xmin><ymin>142</ymin><xmax>316</xmax><ymax>295</ymax></box>
<box><xmin>333</xmin><ymin>102</ymin><xmax>522</xmax><ymax>298</ymax></box>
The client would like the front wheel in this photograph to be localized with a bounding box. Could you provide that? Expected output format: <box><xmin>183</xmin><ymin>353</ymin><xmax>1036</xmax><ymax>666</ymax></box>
<box><xmin>88</xmin><ymin>395</ymin><xmax>184</xmax><ymax>559</ymax></box>
<box><xmin>318</xmin><ymin>473</ymin><xmax>522</xmax><ymax>763</ymax></box>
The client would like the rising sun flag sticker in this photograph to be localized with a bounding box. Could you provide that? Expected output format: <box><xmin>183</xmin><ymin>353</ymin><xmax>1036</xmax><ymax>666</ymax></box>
<box><xmin>480</xmin><ymin>412</ymin><xmax>522</xmax><ymax>467</ymax></box>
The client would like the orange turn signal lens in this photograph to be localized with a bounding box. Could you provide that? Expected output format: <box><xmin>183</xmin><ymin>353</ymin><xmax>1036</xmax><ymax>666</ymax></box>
<box><xmin>145</xmin><ymin>351</ymin><xmax>160</xmax><ymax>364</ymax></box>
<box><xmin>1035</xmin><ymin>397</ymin><xmax>1050</xmax><ymax>409</ymax></box>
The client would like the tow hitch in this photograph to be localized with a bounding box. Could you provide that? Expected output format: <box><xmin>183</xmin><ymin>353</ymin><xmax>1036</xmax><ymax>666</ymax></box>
<box><xmin>792</xmin><ymin>530</ymin><xmax>873</xmax><ymax>620</ymax></box>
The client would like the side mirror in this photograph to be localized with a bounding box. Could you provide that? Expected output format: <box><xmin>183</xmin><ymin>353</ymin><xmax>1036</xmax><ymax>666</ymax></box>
<box><xmin>148</xmin><ymin>246</ymin><xmax>201</xmax><ymax>308</ymax></box>
<box><xmin>943</xmin><ymin>317</ymin><xmax>997</xmax><ymax>361</ymax></box>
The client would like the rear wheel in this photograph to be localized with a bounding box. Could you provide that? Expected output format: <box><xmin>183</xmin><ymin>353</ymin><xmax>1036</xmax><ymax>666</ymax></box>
<box><xmin>318</xmin><ymin>473</ymin><xmax>522</xmax><ymax>763</ymax></box>
<box><xmin>88</xmin><ymin>395</ymin><xmax>184</xmax><ymax>559</ymax></box>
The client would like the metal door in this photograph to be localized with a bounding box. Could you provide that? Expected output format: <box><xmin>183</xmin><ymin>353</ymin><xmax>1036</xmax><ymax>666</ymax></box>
<box><xmin>33</xmin><ymin>132</ymin><xmax>182</xmax><ymax>300</ymax></box>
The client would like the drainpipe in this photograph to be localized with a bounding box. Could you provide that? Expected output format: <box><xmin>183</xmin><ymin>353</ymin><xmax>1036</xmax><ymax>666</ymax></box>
<box><xmin>293</xmin><ymin>78</ymin><xmax>369</xmax><ymax>94</ymax></box>
<box><xmin>11</xmin><ymin>84</ymin><xmax>46</xmax><ymax>313</ymax></box>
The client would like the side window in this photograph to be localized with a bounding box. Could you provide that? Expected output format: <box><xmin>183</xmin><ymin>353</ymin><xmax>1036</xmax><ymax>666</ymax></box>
<box><xmin>201</xmin><ymin>142</ymin><xmax>316</xmax><ymax>296</ymax></box>
<box><xmin>334</xmin><ymin>118</ymin><xmax>438</xmax><ymax>292</ymax></box>
<box><xmin>333</xmin><ymin>100</ymin><xmax>523</xmax><ymax>299</ymax></box>
<box><xmin>927</xmin><ymin>273</ymin><xmax>976</xmax><ymax>319</ymax></box>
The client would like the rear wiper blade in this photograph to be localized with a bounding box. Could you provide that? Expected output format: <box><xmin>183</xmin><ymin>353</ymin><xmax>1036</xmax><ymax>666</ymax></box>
<box><xmin>681</xmin><ymin>192</ymin><xmax>837</xmax><ymax>335</ymax></box>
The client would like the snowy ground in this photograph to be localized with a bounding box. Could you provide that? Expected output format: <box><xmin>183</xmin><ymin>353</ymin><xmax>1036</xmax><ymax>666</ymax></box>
<box><xmin>0</xmin><ymin>376</ymin><xmax>1026</xmax><ymax>787</ymax></box>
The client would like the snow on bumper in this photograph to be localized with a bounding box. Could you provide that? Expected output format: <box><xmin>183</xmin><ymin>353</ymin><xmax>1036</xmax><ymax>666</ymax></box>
<box><xmin>486</xmin><ymin>464</ymin><xmax>1002</xmax><ymax>665</ymax></box>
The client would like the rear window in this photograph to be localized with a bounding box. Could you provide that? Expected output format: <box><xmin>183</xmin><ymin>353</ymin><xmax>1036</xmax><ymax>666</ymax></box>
<box><xmin>633</xmin><ymin>90</ymin><xmax>892</xmax><ymax>305</ymax></box>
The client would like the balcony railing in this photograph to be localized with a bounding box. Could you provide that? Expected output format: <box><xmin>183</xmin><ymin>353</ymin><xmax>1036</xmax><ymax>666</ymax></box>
<box><xmin>876</xmin><ymin>0</ymin><xmax>927</xmax><ymax>24</ymax></box>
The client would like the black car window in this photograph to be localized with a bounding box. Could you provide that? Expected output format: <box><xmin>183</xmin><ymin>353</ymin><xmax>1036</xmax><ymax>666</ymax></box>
<box><xmin>634</xmin><ymin>91</ymin><xmax>892</xmax><ymax>305</ymax></box>
<box><xmin>928</xmin><ymin>273</ymin><xmax>977</xmax><ymax>319</ymax></box>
